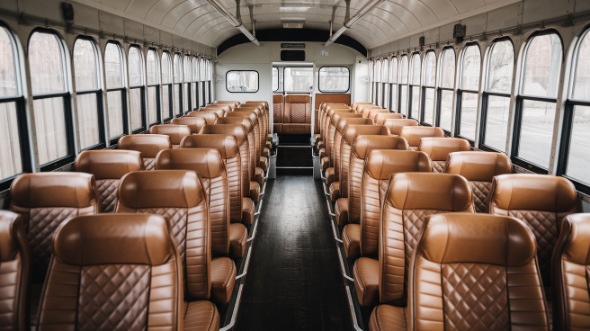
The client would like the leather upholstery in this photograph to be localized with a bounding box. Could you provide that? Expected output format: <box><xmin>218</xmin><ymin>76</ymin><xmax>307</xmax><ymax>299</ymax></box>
<box><xmin>75</xmin><ymin>150</ymin><xmax>143</xmax><ymax>212</ymax></box>
<box><xmin>230</xmin><ymin>110</ymin><xmax>267</xmax><ymax>174</ymax></box>
<box><xmin>118</xmin><ymin>134</ymin><xmax>171</xmax><ymax>170</ymax></box>
<box><xmin>359</xmin><ymin>105</ymin><xmax>382</xmax><ymax>118</ymax></box>
<box><xmin>184</xmin><ymin>300</ymin><xmax>220</xmax><ymax>331</ymax></box>
<box><xmin>383</xmin><ymin>119</ymin><xmax>418</xmax><ymax>136</ymax></box>
<box><xmin>418</xmin><ymin>137</ymin><xmax>471</xmax><ymax>173</ymax></box>
<box><xmin>149</xmin><ymin>124</ymin><xmax>192</xmax><ymax>148</ymax></box>
<box><xmin>9</xmin><ymin>172</ymin><xmax>98</xmax><ymax>281</ymax></box>
<box><xmin>490</xmin><ymin>174</ymin><xmax>579</xmax><ymax>285</ymax></box>
<box><xmin>0</xmin><ymin>211</ymin><xmax>29</xmax><ymax>331</ymax></box>
<box><xmin>186</xmin><ymin>111</ymin><xmax>219</xmax><ymax>125</ymax></box>
<box><xmin>351</xmin><ymin>102</ymin><xmax>373</xmax><ymax>111</ymax></box>
<box><xmin>399</xmin><ymin>126</ymin><xmax>445</xmax><ymax>150</ymax></box>
<box><xmin>201</xmin><ymin>107</ymin><xmax>226</xmax><ymax>118</ymax></box>
<box><xmin>367</xmin><ymin>108</ymin><xmax>389</xmax><ymax>121</ymax></box>
<box><xmin>552</xmin><ymin>213</ymin><xmax>590</xmax><ymax>331</ymax></box>
<box><xmin>273</xmin><ymin>94</ymin><xmax>284</xmax><ymax>133</ymax></box>
<box><xmin>374</xmin><ymin>112</ymin><xmax>404</xmax><ymax>126</ymax></box>
<box><xmin>446</xmin><ymin>151</ymin><xmax>512</xmax><ymax>213</ymax></box>
<box><xmin>215</xmin><ymin>100</ymin><xmax>240</xmax><ymax>109</ymax></box>
<box><xmin>283</xmin><ymin>94</ymin><xmax>312</xmax><ymax>134</ymax></box>
<box><xmin>37</xmin><ymin>213</ymin><xmax>186</xmax><ymax>330</ymax></box>
<box><xmin>171</xmin><ymin>116</ymin><xmax>207</xmax><ymax>134</ymax></box>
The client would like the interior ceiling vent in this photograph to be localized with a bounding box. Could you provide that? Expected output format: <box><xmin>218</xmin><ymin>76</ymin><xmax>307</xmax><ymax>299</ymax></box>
<box><xmin>282</xmin><ymin>20</ymin><xmax>305</xmax><ymax>29</ymax></box>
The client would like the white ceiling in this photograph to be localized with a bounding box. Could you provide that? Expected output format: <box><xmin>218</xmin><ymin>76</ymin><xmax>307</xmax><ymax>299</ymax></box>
<box><xmin>72</xmin><ymin>0</ymin><xmax>521</xmax><ymax>49</ymax></box>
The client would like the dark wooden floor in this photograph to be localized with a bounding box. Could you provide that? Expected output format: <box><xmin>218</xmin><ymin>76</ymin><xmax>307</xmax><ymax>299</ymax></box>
<box><xmin>236</xmin><ymin>176</ymin><xmax>352</xmax><ymax>331</ymax></box>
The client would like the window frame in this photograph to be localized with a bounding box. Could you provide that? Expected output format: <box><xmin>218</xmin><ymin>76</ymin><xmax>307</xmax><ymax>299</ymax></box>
<box><xmin>105</xmin><ymin>41</ymin><xmax>128</xmax><ymax>144</ymax></box>
<box><xmin>317</xmin><ymin>66</ymin><xmax>350</xmax><ymax>93</ymax></box>
<box><xmin>388</xmin><ymin>56</ymin><xmax>398</xmax><ymax>112</ymax></box>
<box><xmin>127</xmin><ymin>44</ymin><xmax>146</xmax><ymax>133</ymax></box>
<box><xmin>225</xmin><ymin>70</ymin><xmax>260</xmax><ymax>93</ymax></box>
<box><xmin>398</xmin><ymin>54</ymin><xmax>410</xmax><ymax>117</ymax></box>
<box><xmin>161</xmin><ymin>51</ymin><xmax>173</xmax><ymax>121</ymax></box>
<box><xmin>421</xmin><ymin>50</ymin><xmax>437</xmax><ymax>126</ymax></box>
<box><xmin>408</xmin><ymin>52</ymin><xmax>422</xmax><ymax>121</ymax></box>
<box><xmin>145</xmin><ymin>47</ymin><xmax>161</xmax><ymax>125</ymax></box>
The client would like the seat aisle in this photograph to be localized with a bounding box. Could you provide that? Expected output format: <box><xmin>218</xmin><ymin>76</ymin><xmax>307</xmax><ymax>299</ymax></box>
<box><xmin>236</xmin><ymin>176</ymin><xmax>351</xmax><ymax>330</ymax></box>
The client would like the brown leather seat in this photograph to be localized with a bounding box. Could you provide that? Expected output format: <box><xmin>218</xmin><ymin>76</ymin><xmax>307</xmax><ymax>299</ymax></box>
<box><xmin>321</xmin><ymin>109</ymin><xmax>358</xmax><ymax>174</ymax></box>
<box><xmin>118</xmin><ymin>134</ymin><xmax>171</xmax><ymax>170</ymax></box>
<box><xmin>369</xmin><ymin>213</ymin><xmax>550</xmax><ymax>331</ymax></box>
<box><xmin>446</xmin><ymin>151</ymin><xmax>512</xmax><ymax>213</ymax></box>
<box><xmin>149</xmin><ymin>124</ymin><xmax>192</xmax><ymax>148</ymax></box>
<box><xmin>552</xmin><ymin>213</ymin><xmax>590</xmax><ymax>331</ymax></box>
<box><xmin>323</xmin><ymin>113</ymin><xmax>364</xmax><ymax>190</ymax></box>
<box><xmin>171</xmin><ymin>116</ymin><xmax>207</xmax><ymax>134</ymax></box>
<box><xmin>383</xmin><ymin>119</ymin><xmax>418</xmax><ymax>136</ymax></box>
<box><xmin>374</xmin><ymin>112</ymin><xmax>404</xmax><ymax>126</ymax></box>
<box><xmin>200</xmin><ymin>106</ymin><xmax>227</xmax><ymax>118</ymax></box>
<box><xmin>155</xmin><ymin>148</ymin><xmax>248</xmax><ymax>258</ymax></box>
<box><xmin>215</xmin><ymin>100</ymin><xmax>240</xmax><ymax>109</ymax></box>
<box><xmin>335</xmin><ymin>125</ymin><xmax>390</xmax><ymax>227</ymax></box>
<box><xmin>490</xmin><ymin>174</ymin><xmax>579</xmax><ymax>285</ymax></box>
<box><xmin>37</xmin><ymin>213</ymin><xmax>219</xmax><ymax>331</ymax></box>
<box><xmin>243</xmin><ymin>101</ymin><xmax>271</xmax><ymax>149</ymax></box>
<box><xmin>0</xmin><ymin>211</ymin><xmax>29</xmax><ymax>331</ymax></box>
<box><xmin>351</xmin><ymin>102</ymin><xmax>373</xmax><ymax>112</ymax></box>
<box><xmin>75</xmin><ymin>150</ymin><xmax>144</xmax><ymax>212</ymax></box>
<box><xmin>283</xmin><ymin>94</ymin><xmax>312</xmax><ymax>134</ymax></box>
<box><xmin>273</xmin><ymin>94</ymin><xmax>285</xmax><ymax>134</ymax></box>
<box><xmin>366</xmin><ymin>108</ymin><xmax>389</xmax><ymax>121</ymax></box>
<box><xmin>319</xmin><ymin>108</ymin><xmax>353</xmax><ymax>162</ymax></box>
<box><xmin>399</xmin><ymin>126</ymin><xmax>444</xmax><ymax>150</ymax></box>
<box><xmin>229</xmin><ymin>109</ymin><xmax>268</xmax><ymax>173</ymax></box>
<box><xmin>358</xmin><ymin>105</ymin><xmax>382</xmax><ymax>118</ymax></box>
<box><xmin>187</xmin><ymin>110</ymin><xmax>219</xmax><ymax>125</ymax></box>
<box><xmin>418</xmin><ymin>137</ymin><xmax>471</xmax><ymax>173</ymax></box>
<box><xmin>117</xmin><ymin>170</ymin><xmax>236</xmax><ymax>305</ymax></box>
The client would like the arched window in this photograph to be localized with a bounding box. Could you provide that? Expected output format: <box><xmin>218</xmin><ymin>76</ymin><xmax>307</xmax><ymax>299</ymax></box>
<box><xmin>381</xmin><ymin>59</ymin><xmax>389</xmax><ymax>109</ymax></box>
<box><xmin>514</xmin><ymin>31</ymin><xmax>562</xmax><ymax>170</ymax></box>
<box><xmin>199</xmin><ymin>57</ymin><xmax>206</xmax><ymax>107</ymax></box>
<box><xmin>161</xmin><ymin>51</ymin><xmax>173</xmax><ymax>120</ymax></box>
<box><xmin>438</xmin><ymin>47</ymin><xmax>456</xmax><ymax>132</ymax></box>
<box><xmin>206</xmin><ymin>59</ymin><xmax>212</xmax><ymax>104</ymax></box>
<box><xmin>29</xmin><ymin>30</ymin><xmax>73</xmax><ymax>168</ymax></box>
<box><xmin>374</xmin><ymin>59</ymin><xmax>382</xmax><ymax>105</ymax></box>
<box><xmin>0</xmin><ymin>25</ymin><xmax>29</xmax><ymax>184</ymax></box>
<box><xmin>128</xmin><ymin>45</ymin><xmax>145</xmax><ymax>132</ymax></box>
<box><xmin>399</xmin><ymin>55</ymin><xmax>409</xmax><ymax>116</ymax></box>
<box><xmin>480</xmin><ymin>38</ymin><xmax>514</xmax><ymax>152</ymax></box>
<box><xmin>421</xmin><ymin>50</ymin><xmax>436</xmax><ymax>125</ymax></box>
<box><xmin>146</xmin><ymin>48</ymin><xmax>160</xmax><ymax>125</ymax></box>
<box><xmin>173</xmin><ymin>53</ymin><xmax>183</xmax><ymax>115</ymax></box>
<box><xmin>389</xmin><ymin>57</ymin><xmax>398</xmax><ymax>112</ymax></box>
<box><xmin>191</xmin><ymin>56</ymin><xmax>199</xmax><ymax>110</ymax></box>
<box><xmin>183</xmin><ymin>54</ymin><xmax>191</xmax><ymax>113</ymax></box>
<box><xmin>105</xmin><ymin>42</ymin><xmax>127</xmax><ymax>141</ymax></box>
<box><xmin>409</xmin><ymin>53</ymin><xmax>421</xmax><ymax>120</ymax></box>
<box><xmin>560</xmin><ymin>27</ymin><xmax>590</xmax><ymax>189</ymax></box>
<box><xmin>455</xmin><ymin>45</ymin><xmax>479</xmax><ymax>138</ymax></box>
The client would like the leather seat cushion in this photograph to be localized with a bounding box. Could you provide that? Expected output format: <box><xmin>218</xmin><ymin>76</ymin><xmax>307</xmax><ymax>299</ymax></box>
<box><xmin>369</xmin><ymin>304</ymin><xmax>407</xmax><ymax>331</ymax></box>
<box><xmin>229</xmin><ymin>223</ymin><xmax>248</xmax><ymax>258</ymax></box>
<box><xmin>335</xmin><ymin>198</ymin><xmax>349</xmax><ymax>227</ymax></box>
<box><xmin>184</xmin><ymin>300</ymin><xmax>220</xmax><ymax>331</ymax></box>
<box><xmin>353</xmin><ymin>257</ymin><xmax>379</xmax><ymax>307</ymax></box>
<box><xmin>210</xmin><ymin>257</ymin><xmax>236</xmax><ymax>305</ymax></box>
<box><xmin>254</xmin><ymin>167</ymin><xmax>265</xmax><ymax>187</ymax></box>
<box><xmin>325</xmin><ymin>167</ymin><xmax>335</xmax><ymax>187</ymax></box>
<box><xmin>242</xmin><ymin>198</ymin><xmax>255</xmax><ymax>226</ymax></box>
<box><xmin>342</xmin><ymin>224</ymin><xmax>360</xmax><ymax>259</ymax></box>
<box><xmin>329</xmin><ymin>182</ymin><xmax>340</xmax><ymax>202</ymax></box>
<box><xmin>250</xmin><ymin>181</ymin><xmax>261</xmax><ymax>203</ymax></box>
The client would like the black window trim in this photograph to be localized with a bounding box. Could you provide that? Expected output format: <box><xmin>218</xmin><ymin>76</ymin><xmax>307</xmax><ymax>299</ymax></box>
<box><xmin>226</xmin><ymin>70</ymin><xmax>259</xmax><ymax>93</ymax></box>
<box><xmin>317</xmin><ymin>65</ymin><xmax>351</xmax><ymax>93</ymax></box>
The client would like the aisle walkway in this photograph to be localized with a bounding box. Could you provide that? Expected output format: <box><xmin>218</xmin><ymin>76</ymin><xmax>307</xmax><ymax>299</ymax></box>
<box><xmin>236</xmin><ymin>176</ymin><xmax>351</xmax><ymax>330</ymax></box>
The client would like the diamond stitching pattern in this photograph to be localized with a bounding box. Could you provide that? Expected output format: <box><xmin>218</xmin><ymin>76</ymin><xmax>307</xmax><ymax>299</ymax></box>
<box><xmin>78</xmin><ymin>264</ymin><xmax>149</xmax><ymax>331</ymax></box>
<box><xmin>29</xmin><ymin>208</ymin><xmax>78</xmax><ymax>275</ymax></box>
<box><xmin>403</xmin><ymin>209</ymin><xmax>441</xmax><ymax>264</ymax></box>
<box><xmin>97</xmin><ymin>179</ymin><xmax>119</xmax><ymax>213</ymax></box>
<box><xmin>289</xmin><ymin>103</ymin><xmax>309</xmax><ymax>123</ymax></box>
<box><xmin>470</xmin><ymin>181</ymin><xmax>492</xmax><ymax>213</ymax></box>
<box><xmin>442</xmin><ymin>263</ymin><xmax>509</xmax><ymax>330</ymax></box>
<box><xmin>143</xmin><ymin>158</ymin><xmax>155</xmax><ymax>170</ymax></box>
<box><xmin>509</xmin><ymin>210</ymin><xmax>556</xmax><ymax>276</ymax></box>
<box><xmin>432</xmin><ymin>161</ymin><xmax>445</xmax><ymax>173</ymax></box>
<box><xmin>140</xmin><ymin>208</ymin><xmax>187</xmax><ymax>259</ymax></box>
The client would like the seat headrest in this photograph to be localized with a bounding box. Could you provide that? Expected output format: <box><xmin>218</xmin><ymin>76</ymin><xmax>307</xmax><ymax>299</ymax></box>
<box><xmin>119</xmin><ymin>170</ymin><xmax>204</xmax><ymax>208</ymax></box>
<box><xmin>419</xmin><ymin>137</ymin><xmax>471</xmax><ymax>161</ymax></box>
<box><xmin>0</xmin><ymin>211</ymin><xmax>23</xmax><ymax>262</ymax></box>
<box><xmin>336</xmin><ymin>118</ymin><xmax>374</xmax><ymax>133</ymax></box>
<box><xmin>200</xmin><ymin>124</ymin><xmax>247</xmax><ymax>145</ymax></box>
<box><xmin>118</xmin><ymin>134</ymin><xmax>171</xmax><ymax>158</ymax></box>
<box><xmin>374</xmin><ymin>113</ymin><xmax>404</xmax><ymax>125</ymax></box>
<box><xmin>446</xmin><ymin>151</ymin><xmax>512</xmax><ymax>181</ymax></box>
<box><xmin>215</xmin><ymin>117</ymin><xmax>253</xmax><ymax>131</ymax></box>
<box><xmin>149</xmin><ymin>125</ymin><xmax>192</xmax><ymax>145</ymax></box>
<box><xmin>155</xmin><ymin>148</ymin><xmax>225</xmax><ymax>179</ymax></box>
<box><xmin>273</xmin><ymin>94</ymin><xmax>284</xmax><ymax>102</ymax></box>
<box><xmin>365</xmin><ymin>150</ymin><xmax>432</xmax><ymax>180</ymax></box>
<box><xmin>227</xmin><ymin>111</ymin><xmax>258</xmax><ymax>126</ymax></box>
<box><xmin>75</xmin><ymin>150</ymin><xmax>143</xmax><ymax>180</ymax></box>
<box><xmin>235</xmin><ymin>107</ymin><xmax>262</xmax><ymax>117</ymax></box>
<box><xmin>327</xmin><ymin>108</ymin><xmax>353</xmax><ymax>117</ymax></box>
<box><xmin>10</xmin><ymin>173</ymin><xmax>96</xmax><ymax>208</ymax></box>
<box><xmin>285</xmin><ymin>94</ymin><xmax>311</xmax><ymax>103</ymax></box>
<box><xmin>204</xmin><ymin>104</ymin><xmax>230</xmax><ymax>112</ymax></box>
<box><xmin>352</xmin><ymin>135</ymin><xmax>409</xmax><ymax>159</ymax></box>
<box><xmin>326</xmin><ymin>106</ymin><xmax>352</xmax><ymax>112</ymax></box>
<box><xmin>491</xmin><ymin>174</ymin><xmax>578</xmax><ymax>212</ymax></box>
<box><xmin>367</xmin><ymin>108</ymin><xmax>388</xmax><ymax>119</ymax></box>
<box><xmin>343</xmin><ymin>125</ymin><xmax>390</xmax><ymax>145</ymax></box>
<box><xmin>186</xmin><ymin>111</ymin><xmax>218</xmax><ymax>125</ymax></box>
<box><xmin>54</xmin><ymin>214</ymin><xmax>175</xmax><ymax>266</ymax></box>
<box><xmin>387</xmin><ymin>173</ymin><xmax>473</xmax><ymax>211</ymax></box>
<box><xmin>383</xmin><ymin>119</ymin><xmax>419</xmax><ymax>135</ymax></box>
<box><xmin>559</xmin><ymin>213</ymin><xmax>590</xmax><ymax>265</ymax></box>
<box><xmin>420</xmin><ymin>213</ymin><xmax>536</xmax><ymax>266</ymax></box>
<box><xmin>331</xmin><ymin>113</ymin><xmax>362</xmax><ymax>126</ymax></box>
<box><xmin>200</xmin><ymin>108</ymin><xmax>225</xmax><ymax>118</ymax></box>
<box><xmin>180</xmin><ymin>134</ymin><xmax>239</xmax><ymax>159</ymax></box>
<box><xmin>399</xmin><ymin>126</ymin><xmax>445</xmax><ymax>146</ymax></box>
<box><xmin>215</xmin><ymin>100</ymin><xmax>239</xmax><ymax>107</ymax></box>
<box><xmin>171</xmin><ymin>117</ymin><xmax>207</xmax><ymax>133</ymax></box>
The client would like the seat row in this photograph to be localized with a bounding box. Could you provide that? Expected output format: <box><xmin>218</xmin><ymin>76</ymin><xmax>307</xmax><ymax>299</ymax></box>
<box><xmin>272</xmin><ymin>94</ymin><xmax>313</xmax><ymax>134</ymax></box>
<box><xmin>0</xmin><ymin>99</ymin><xmax>271</xmax><ymax>330</ymax></box>
<box><xmin>317</xmin><ymin>102</ymin><xmax>585</xmax><ymax>330</ymax></box>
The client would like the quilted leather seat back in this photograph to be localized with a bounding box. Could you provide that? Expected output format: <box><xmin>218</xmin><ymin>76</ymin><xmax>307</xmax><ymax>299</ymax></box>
<box><xmin>490</xmin><ymin>174</ymin><xmax>578</xmax><ymax>285</ymax></box>
<box><xmin>552</xmin><ymin>213</ymin><xmax>590</xmax><ymax>331</ymax></box>
<box><xmin>244</xmin><ymin>102</ymin><xmax>269</xmax><ymax>139</ymax></box>
<box><xmin>324</xmin><ymin>109</ymin><xmax>353</xmax><ymax>152</ymax></box>
<box><xmin>381</xmin><ymin>172</ymin><xmax>474</xmax><ymax>304</ymax></box>
<box><xmin>383</xmin><ymin>119</ymin><xmax>418</xmax><ymax>136</ymax></box>
<box><xmin>201</xmin><ymin>124</ymin><xmax>251</xmax><ymax>197</ymax></box>
<box><xmin>408</xmin><ymin>213</ymin><xmax>549</xmax><ymax>330</ymax></box>
<box><xmin>75</xmin><ymin>150</ymin><xmax>143</xmax><ymax>213</ymax></box>
<box><xmin>273</xmin><ymin>94</ymin><xmax>284</xmax><ymax>133</ymax></box>
<box><xmin>182</xmin><ymin>134</ymin><xmax>242</xmax><ymax>224</ymax></box>
<box><xmin>155</xmin><ymin>148</ymin><xmax>230</xmax><ymax>257</ymax></box>
<box><xmin>37</xmin><ymin>213</ymin><xmax>183</xmax><ymax>330</ymax></box>
<box><xmin>319</xmin><ymin>103</ymin><xmax>348</xmax><ymax>134</ymax></box>
<box><xmin>9</xmin><ymin>172</ymin><xmax>97</xmax><ymax>281</ymax></box>
<box><xmin>333</xmin><ymin>119</ymin><xmax>374</xmax><ymax>184</ymax></box>
<box><xmin>116</xmin><ymin>170</ymin><xmax>211</xmax><ymax>299</ymax></box>
<box><xmin>238</xmin><ymin>106</ymin><xmax>267</xmax><ymax>143</ymax></box>
<box><xmin>418</xmin><ymin>137</ymin><xmax>471</xmax><ymax>173</ymax></box>
<box><xmin>284</xmin><ymin>94</ymin><xmax>312</xmax><ymax>134</ymax></box>
<box><xmin>374</xmin><ymin>112</ymin><xmax>404</xmax><ymax>126</ymax></box>
<box><xmin>149</xmin><ymin>124</ymin><xmax>192</xmax><ymax>148</ymax></box>
<box><xmin>362</xmin><ymin>150</ymin><xmax>432</xmax><ymax>258</ymax></box>
<box><xmin>326</xmin><ymin>111</ymin><xmax>358</xmax><ymax>167</ymax></box>
<box><xmin>330</xmin><ymin>113</ymin><xmax>363</xmax><ymax>167</ymax></box>
<box><xmin>399</xmin><ymin>126</ymin><xmax>445</xmax><ymax>151</ymax></box>
<box><xmin>229</xmin><ymin>110</ymin><xmax>261</xmax><ymax>165</ymax></box>
<box><xmin>446</xmin><ymin>151</ymin><xmax>512</xmax><ymax>213</ymax></box>
<box><xmin>348</xmin><ymin>135</ymin><xmax>408</xmax><ymax>224</ymax></box>
<box><xmin>118</xmin><ymin>134</ymin><xmax>171</xmax><ymax>170</ymax></box>
<box><xmin>171</xmin><ymin>116</ymin><xmax>207</xmax><ymax>134</ymax></box>
<box><xmin>186</xmin><ymin>110</ymin><xmax>219</xmax><ymax>125</ymax></box>
<box><xmin>0</xmin><ymin>211</ymin><xmax>29</xmax><ymax>331</ymax></box>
